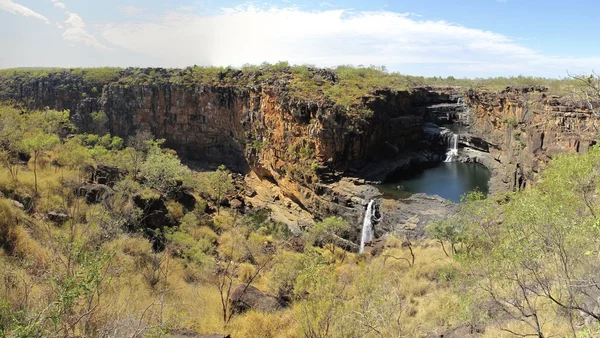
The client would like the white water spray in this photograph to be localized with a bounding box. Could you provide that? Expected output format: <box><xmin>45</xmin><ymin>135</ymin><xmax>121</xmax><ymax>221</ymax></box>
<box><xmin>444</xmin><ymin>134</ymin><xmax>459</xmax><ymax>162</ymax></box>
<box><xmin>359</xmin><ymin>200</ymin><xmax>375</xmax><ymax>254</ymax></box>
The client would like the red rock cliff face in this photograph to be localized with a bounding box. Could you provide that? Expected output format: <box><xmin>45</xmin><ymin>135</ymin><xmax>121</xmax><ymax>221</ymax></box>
<box><xmin>466</xmin><ymin>87</ymin><xmax>599</xmax><ymax>190</ymax></box>
<box><xmin>0</xmin><ymin>70</ymin><xmax>460</xmax><ymax>223</ymax></box>
<box><xmin>99</xmin><ymin>83</ymin><xmax>435</xmax><ymax>215</ymax></box>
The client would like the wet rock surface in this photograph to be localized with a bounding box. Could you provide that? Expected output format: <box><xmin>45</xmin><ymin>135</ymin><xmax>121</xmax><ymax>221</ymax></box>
<box><xmin>378</xmin><ymin>193</ymin><xmax>459</xmax><ymax>238</ymax></box>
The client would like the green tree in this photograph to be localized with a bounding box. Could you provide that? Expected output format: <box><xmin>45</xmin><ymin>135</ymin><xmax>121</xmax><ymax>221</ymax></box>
<box><xmin>0</xmin><ymin>106</ymin><xmax>25</xmax><ymax>182</ymax></box>
<box><xmin>461</xmin><ymin>147</ymin><xmax>600</xmax><ymax>337</ymax></box>
<box><xmin>19</xmin><ymin>132</ymin><xmax>60</xmax><ymax>194</ymax></box>
<box><xmin>203</xmin><ymin>165</ymin><xmax>234</xmax><ymax>215</ymax></box>
<box><xmin>307</xmin><ymin>216</ymin><xmax>350</xmax><ymax>254</ymax></box>
<box><xmin>55</xmin><ymin>138</ymin><xmax>93</xmax><ymax>182</ymax></box>
<box><xmin>139</xmin><ymin>148</ymin><xmax>193</xmax><ymax>196</ymax></box>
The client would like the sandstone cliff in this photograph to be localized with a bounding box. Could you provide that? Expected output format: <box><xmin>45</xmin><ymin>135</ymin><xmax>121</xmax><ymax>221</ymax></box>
<box><xmin>4</xmin><ymin>68</ymin><xmax>598</xmax><ymax>240</ymax></box>
<box><xmin>0</xmin><ymin>68</ymin><xmax>454</xmax><ymax>228</ymax></box>
<box><xmin>465</xmin><ymin>86</ymin><xmax>598</xmax><ymax>191</ymax></box>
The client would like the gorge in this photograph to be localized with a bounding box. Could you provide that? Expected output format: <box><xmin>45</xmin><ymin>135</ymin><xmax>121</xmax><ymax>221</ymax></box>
<box><xmin>1</xmin><ymin>67</ymin><xmax>598</xmax><ymax>248</ymax></box>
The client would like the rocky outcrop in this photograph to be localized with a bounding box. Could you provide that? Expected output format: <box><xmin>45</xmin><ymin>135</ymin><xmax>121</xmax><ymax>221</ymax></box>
<box><xmin>76</xmin><ymin>184</ymin><xmax>110</xmax><ymax>204</ymax></box>
<box><xmin>466</xmin><ymin>86</ymin><xmax>598</xmax><ymax>191</ymax></box>
<box><xmin>0</xmin><ymin>69</ymin><xmax>460</xmax><ymax>235</ymax></box>
<box><xmin>86</xmin><ymin>164</ymin><xmax>126</xmax><ymax>187</ymax></box>
<box><xmin>7</xmin><ymin>69</ymin><xmax>597</xmax><ymax>243</ymax></box>
<box><xmin>228</xmin><ymin>285</ymin><xmax>282</xmax><ymax>314</ymax></box>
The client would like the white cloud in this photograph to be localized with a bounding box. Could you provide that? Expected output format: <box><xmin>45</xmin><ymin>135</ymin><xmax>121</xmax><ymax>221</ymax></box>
<box><xmin>99</xmin><ymin>5</ymin><xmax>599</xmax><ymax>77</ymax></box>
<box><xmin>63</xmin><ymin>12</ymin><xmax>111</xmax><ymax>51</ymax></box>
<box><xmin>0</xmin><ymin>0</ymin><xmax>49</xmax><ymax>23</ymax></box>
<box><xmin>51</xmin><ymin>0</ymin><xmax>66</xmax><ymax>9</ymax></box>
<box><xmin>121</xmin><ymin>5</ymin><xmax>143</xmax><ymax>16</ymax></box>
<box><xmin>47</xmin><ymin>1</ymin><xmax>111</xmax><ymax>51</ymax></box>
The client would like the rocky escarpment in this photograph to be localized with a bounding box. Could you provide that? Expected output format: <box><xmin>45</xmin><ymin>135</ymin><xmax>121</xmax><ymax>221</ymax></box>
<box><xmin>465</xmin><ymin>86</ymin><xmax>599</xmax><ymax>191</ymax></box>
<box><xmin>0</xmin><ymin>68</ymin><xmax>461</xmax><ymax>236</ymax></box>
<box><xmin>7</xmin><ymin>69</ymin><xmax>596</xmax><ymax>243</ymax></box>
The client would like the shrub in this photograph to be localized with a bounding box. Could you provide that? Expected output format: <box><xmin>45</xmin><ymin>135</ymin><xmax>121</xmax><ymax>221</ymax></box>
<box><xmin>139</xmin><ymin>148</ymin><xmax>193</xmax><ymax>196</ymax></box>
<box><xmin>238</xmin><ymin>263</ymin><xmax>257</xmax><ymax>284</ymax></box>
<box><xmin>0</xmin><ymin>199</ymin><xmax>19</xmax><ymax>254</ymax></box>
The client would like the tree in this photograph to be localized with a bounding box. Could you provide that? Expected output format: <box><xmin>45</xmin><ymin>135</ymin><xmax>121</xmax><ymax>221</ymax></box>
<box><xmin>19</xmin><ymin>132</ymin><xmax>59</xmax><ymax>194</ymax></box>
<box><xmin>139</xmin><ymin>148</ymin><xmax>193</xmax><ymax>196</ymax></box>
<box><xmin>461</xmin><ymin>148</ymin><xmax>600</xmax><ymax>337</ymax></box>
<box><xmin>55</xmin><ymin>138</ymin><xmax>93</xmax><ymax>182</ymax></box>
<box><xmin>567</xmin><ymin>71</ymin><xmax>600</xmax><ymax>116</ymax></box>
<box><xmin>127</xmin><ymin>129</ymin><xmax>155</xmax><ymax>153</ymax></box>
<box><xmin>426</xmin><ymin>190</ymin><xmax>494</xmax><ymax>257</ymax></box>
<box><xmin>203</xmin><ymin>165</ymin><xmax>234</xmax><ymax>215</ymax></box>
<box><xmin>0</xmin><ymin>106</ymin><xmax>25</xmax><ymax>183</ymax></box>
<box><xmin>214</xmin><ymin>213</ymin><xmax>278</xmax><ymax>324</ymax></box>
<box><xmin>307</xmin><ymin>216</ymin><xmax>350</xmax><ymax>254</ymax></box>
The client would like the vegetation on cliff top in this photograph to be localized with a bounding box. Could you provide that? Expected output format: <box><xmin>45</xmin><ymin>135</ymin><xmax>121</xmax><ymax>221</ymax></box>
<box><xmin>0</xmin><ymin>64</ymin><xmax>592</xmax><ymax>118</ymax></box>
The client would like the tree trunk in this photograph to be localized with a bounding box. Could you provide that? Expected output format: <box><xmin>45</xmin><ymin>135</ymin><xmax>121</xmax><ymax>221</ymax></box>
<box><xmin>33</xmin><ymin>152</ymin><xmax>38</xmax><ymax>194</ymax></box>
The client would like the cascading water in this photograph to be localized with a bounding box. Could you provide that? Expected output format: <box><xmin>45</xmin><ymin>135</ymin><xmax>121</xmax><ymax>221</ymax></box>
<box><xmin>359</xmin><ymin>200</ymin><xmax>375</xmax><ymax>254</ymax></box>
<box><xmin>444</xmin><ymin>134</ymin><xmax>459</xmax><ymax>162</ymax></box>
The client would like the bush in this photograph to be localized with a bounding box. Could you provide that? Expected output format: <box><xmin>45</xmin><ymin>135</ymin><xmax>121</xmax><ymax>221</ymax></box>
<box><xmin>139</xmin><ymin>148</ymin><xmax>193</xmax><ymax>196</ymax></box>
<box><xmin>0</xmin><ymin>199</ymin><xmax>19</xmax><ymax>254</ymax></box>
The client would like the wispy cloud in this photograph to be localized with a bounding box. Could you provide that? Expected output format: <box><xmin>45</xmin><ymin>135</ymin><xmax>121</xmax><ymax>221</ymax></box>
<box><xmin>50</xmin><ymin>0</ymin><xmax>111</xmax><ymax>51</ymax></box>
<box><xmin>51</xmin><ymin>0</ymin><xmax>66</xmax><ymax>9</ymax></box>
<box><xmin>63</xmin><ymin>12</ymin><xmax>111</xmax><ymax>50</ymax></box>
<box><xmin>99</xmin><ymin>4</ymin><xmax>600</xmax><ymax>76</ymax></box>
<box><xmin>0</xmin><ymin>0</ymin><xmax>49</xmax><ymax>23</ymax></box>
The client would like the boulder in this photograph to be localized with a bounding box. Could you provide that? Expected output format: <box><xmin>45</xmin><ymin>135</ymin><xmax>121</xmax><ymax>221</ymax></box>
<box><xmin>76</xmin><ymin>184</ymin><xmax>110</xmax><ymax>204</ymax></box>
<box><xmin>172</xmin><ymin>186</ymin><xmax>197</xmax><ymax>211</ymax></box>
<box><xmin>86</xmin><ymin>164</ymin><xmax>125</xmax><ymax>187</ymax></box>
<box><xmin>229</xmin><ymin>198</ymin><xmax>244</xmax><ymax>209</ymax></box>
<box><xmin>10</xmin><ymin>200</ymin><xmax>24</xmax><ymax>210</ymax></box>
<box><xmin>133</xmin><ymin>192</ymin><xmax>172</xmax><ymax>230</ymax></box>
<box><xmin>47</xmin><ymin>211</ymin><xmax>70</xmax><ymax>224</ymax></box>
<box><xmin>228</xmin><ymin>285</ymin><xmax>282</xmax><ymax>315</ymax></box>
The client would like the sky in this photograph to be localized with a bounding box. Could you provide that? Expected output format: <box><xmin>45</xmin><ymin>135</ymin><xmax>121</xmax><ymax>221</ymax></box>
<box><xmin>1</xmin><ymin>0</ymin><xmax>600</xmax><ymax>77</ymax></box>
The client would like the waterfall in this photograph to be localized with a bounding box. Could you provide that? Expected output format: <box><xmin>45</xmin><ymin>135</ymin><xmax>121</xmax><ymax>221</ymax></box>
<box><xmin>457</xmin><ymin>97</ymin><xmax>463</xmax><ymax>104</ymax></box>
<box><xmin>359</xmin><ymin>200</ymin><xmax>375</xmax><ymax>254</ymax></box>
<box><xmin>444</xmin><ymin>134</ymin><xmax>459</xmax><ymax>162</ymax></box>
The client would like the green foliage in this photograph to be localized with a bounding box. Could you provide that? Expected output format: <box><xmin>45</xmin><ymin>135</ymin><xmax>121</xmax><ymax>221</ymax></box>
<box><xmin>299</xmin><ymin>146</ymin><xmax>313</xmax><ymax>158</ymax></box>
<box><xmin>139</xmin><ymin>147</ymin><xmax>193</xmax><ymax>196</ymax></box>
<box><xmin>306</xmin><ymin>216</ymin><xmax>350</xmax><ymax>250</ymax></box>
<box><xmin>165</xmin><ymin>227</ymin><xmax>215</xmax><ymax>268</ymax></box>
<box><xmin>451</xmin><ymin>147</ymin><xmax>600</xmax><ymax>336</ymax></box>
<box><xmin>55</xmin><ymin>138</ymin><xmax>93</xmax><ymax>171</ymax></box>
<box><xmin>244</xmin><ymin>209</ymin><xmax>292</xmax><ymax>240</ymax></box>
<box><xmin>251</xmin><ymin>139</ymin><xmax>267</xmax><ymax>151</ymax></box>
<box><xmin>201</xmin><ymin>165</ymin><xmax>234</xmax><ymax>214</ymax></box>
<box><xmin>90</xmin><ymin>111</ymin><xmax>108</xmax><ymax>135</ymax></box>
<box><xmin>19</xmin><ymin>132</ymin><xmax>60</xmax><ymax>154</ymax></box>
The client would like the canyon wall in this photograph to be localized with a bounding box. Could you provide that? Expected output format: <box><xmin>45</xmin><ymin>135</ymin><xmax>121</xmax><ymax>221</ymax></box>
<box><xmin>5</xmin><ymin>69</ymin><xmax>598</xmax><ymax>236</ymax></box>
<box><xmin>465</xmin><ymin>87</ymin><xmax>599</xmax><ymax>191</ymax></box>
<box><xmin>0</xmin><ymin>70</ymin><xmax>453</xmax><ymax>230</ymax></box>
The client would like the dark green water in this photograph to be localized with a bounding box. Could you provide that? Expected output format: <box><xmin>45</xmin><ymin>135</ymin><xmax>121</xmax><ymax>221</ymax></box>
<box><xmin>378</xmin><ymin>162</ymin><xmax>491</xmax><ymax>203</ymax></box>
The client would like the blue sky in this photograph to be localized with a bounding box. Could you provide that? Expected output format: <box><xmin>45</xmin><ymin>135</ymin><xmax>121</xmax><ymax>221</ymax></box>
<box><xmin>1</xmin><ymin>0</ymin><xmax>599</xmax><ymax>77</ymax></box>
